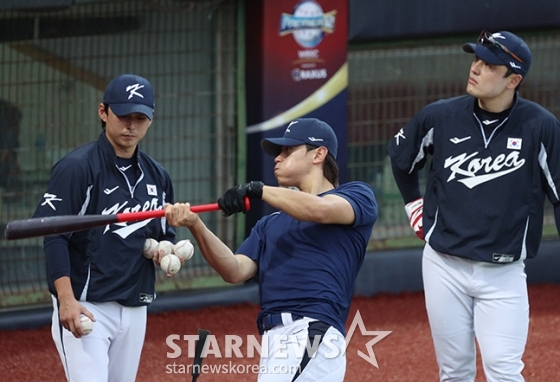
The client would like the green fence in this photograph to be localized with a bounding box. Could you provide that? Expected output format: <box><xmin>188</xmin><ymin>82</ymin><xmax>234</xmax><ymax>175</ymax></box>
<box><xmin>1</xmin><ymin>1</ymin><xmax>559</xmax><ymax>310</ymax></box>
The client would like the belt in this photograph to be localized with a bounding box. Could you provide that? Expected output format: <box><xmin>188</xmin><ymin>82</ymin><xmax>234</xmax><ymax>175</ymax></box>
<box><xmin>259</xmin><ymin>313</ymin><xmax>303</xmax><ymax>334</ymax></box>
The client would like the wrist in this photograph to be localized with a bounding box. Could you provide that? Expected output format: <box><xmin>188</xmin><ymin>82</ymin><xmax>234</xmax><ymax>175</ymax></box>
<box><xmin>248</xmin><ymin>181</ymin><xmax>264</xmax><ymax>199</ymax></box>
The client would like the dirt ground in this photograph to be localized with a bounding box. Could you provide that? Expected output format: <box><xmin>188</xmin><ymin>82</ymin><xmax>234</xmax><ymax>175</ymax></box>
<box><xmin>1</xmin><ymin>284</ymin><xmax>559</xmax><ymax>381</ymax></box>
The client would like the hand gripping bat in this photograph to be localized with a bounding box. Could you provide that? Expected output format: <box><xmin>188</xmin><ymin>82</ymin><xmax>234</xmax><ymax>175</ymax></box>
<box><xmin>4</xmin><ymin>198</ymin><xmax>250</xmax><ymax>240</ymax></box>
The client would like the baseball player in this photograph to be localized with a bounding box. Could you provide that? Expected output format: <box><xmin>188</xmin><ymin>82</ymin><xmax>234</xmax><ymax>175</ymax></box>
<box><xmin>165</xmin><ymin>118</ymin><xmax>378</xmax><ymax>381</ymax></box>
<box><xmin>388</xmin><ymin>30</ymin><xmax>560</xmax><ymax>381</ymax></box>
<box><xmin>32</xmin><ymin>74</ymin><xmax>179</xmax><ymax>382</ymax></box>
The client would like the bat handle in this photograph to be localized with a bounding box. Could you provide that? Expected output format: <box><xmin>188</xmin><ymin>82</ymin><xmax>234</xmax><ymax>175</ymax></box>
<box><xmin>186</xmin><ymin>196</ymin><xmax>250</xmax><ymax>213</ymax></box>
<box><xmin>189</xmin><ymin>197</ymin><xmax>250</xmax><ymax>212</ymax></box>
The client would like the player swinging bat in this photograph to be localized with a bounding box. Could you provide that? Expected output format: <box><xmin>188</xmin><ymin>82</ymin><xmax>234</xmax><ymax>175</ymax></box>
<box><xmin>4</xmin><ymin>198</ymin><xmax>250</xmax><ymax>240</ymax></box>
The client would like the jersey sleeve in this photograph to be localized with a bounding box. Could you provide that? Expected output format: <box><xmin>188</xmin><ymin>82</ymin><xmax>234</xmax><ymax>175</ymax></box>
<box><xmin>387</xmin><ymin>103</ymin><xmax>436</xmax><ymax>174</ymax></box>
<box><xmin>538</xmin><ymin>115</ymin><xmax>560</xmax><ymax>205</ymax></box>
<box><xmin>391</xmin><ymin>160</ymin><xmax>422</xmax><ymax>204</ymax></box>
<box><xmin>32</xmin><ymin>155</ymin><xmax>91</xmax><ymax>291</ymax></box>
<box><xmin>333</xmin><ymin>182</ymin><xmax>378</xmax><ymax>228</ymax></box>
<box><xmin>33</xmin><ymin>156</ymin><xmax>91</xmax><ymax>219</ymax></box>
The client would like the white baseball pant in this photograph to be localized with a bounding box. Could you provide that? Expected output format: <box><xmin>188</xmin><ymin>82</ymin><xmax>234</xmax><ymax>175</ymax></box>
<box><xmin>422</xmin><ymin>244</ymin><xmax>529</xmax><ymax>382</ymax></box>
<box><xmin>51</xmin><ymin>297</ymin><xmax>147</xmax><ymax>382</ymax></box>
<box><xmin>258</xmin><ymin>316</ymin><xmax>346</xmax><ymax>381</ymax></box>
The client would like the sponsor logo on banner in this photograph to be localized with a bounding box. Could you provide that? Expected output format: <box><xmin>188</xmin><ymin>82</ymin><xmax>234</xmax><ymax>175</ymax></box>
<box><xmin>291</xmin><ymin>67</ymin><xmax>327</xmax><ymax>81</ymax></box>
<box><xmin>279</xmin><ymin>1</ymin><xmax>337</xmax><ymax>82</ymax></box>
<box><xmin>279</xmin><ymin>1</ymin><xmax>335</xmax><ymax>48</ymax></box>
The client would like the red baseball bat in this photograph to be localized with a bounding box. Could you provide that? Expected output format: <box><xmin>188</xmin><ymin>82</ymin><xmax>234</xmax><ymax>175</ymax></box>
<box><xmin>4</xmin><ymin>198</ymin><xmax>250</xmax><ymax>240</ymax></box>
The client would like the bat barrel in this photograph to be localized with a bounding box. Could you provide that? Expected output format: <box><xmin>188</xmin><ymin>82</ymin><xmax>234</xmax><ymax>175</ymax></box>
<box><xmin>4</xmin><ymin>215</ymin><xmax>118</xmax><ymax>240</ymax></box>
<box><xmin>4</xmin><ymin>197</ymin><xmax>250</xmax><ymax>240</ymax></box>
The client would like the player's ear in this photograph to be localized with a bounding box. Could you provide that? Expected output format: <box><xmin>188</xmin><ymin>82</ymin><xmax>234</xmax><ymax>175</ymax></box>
<box><xmin>508</xmin><ymin>73</ymin><xmax>523</xmax><ymax>89</ymax></box>
<box><xmin>313</xmin><ymin>146</ymin><xmax>329</xmax><ymax>163</ymax></box>
<box><xmin>98</xmin><ymin>103</ymin><xmax>108</xmax><ymax>121</ymax></box>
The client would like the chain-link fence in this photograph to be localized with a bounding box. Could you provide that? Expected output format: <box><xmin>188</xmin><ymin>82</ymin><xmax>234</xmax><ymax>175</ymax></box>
<box><xmin>348</xmin><ymin>32</ymin><xmax>560</xmax><ymax>249</ymax></box>
<box><xmin>2</xmin><ymin>3</ymin><xmax>559</xmax><ymax>311</ymax></box>
<box><xmin>0</xmin><ymin>0</ymin><xmax>240</xmax><ymax>309</ymax></box>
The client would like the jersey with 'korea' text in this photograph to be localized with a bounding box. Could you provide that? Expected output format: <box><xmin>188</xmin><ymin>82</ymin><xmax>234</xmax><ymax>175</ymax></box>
<box><xmin>388</xmin><ymin>94</ymin><xmax>560</xmax><ymax>263</ymax></box>
<box><xmin>33</xmin><ymin>132</ymin><xmax>176</xmax><ymax>306</ymax></box>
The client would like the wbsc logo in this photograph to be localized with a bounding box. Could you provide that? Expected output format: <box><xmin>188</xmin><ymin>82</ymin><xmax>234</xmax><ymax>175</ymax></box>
<box><xmin>279</xmin><ymin>0</ymin><xmax>336</xmax><ymax>48</ymax></box>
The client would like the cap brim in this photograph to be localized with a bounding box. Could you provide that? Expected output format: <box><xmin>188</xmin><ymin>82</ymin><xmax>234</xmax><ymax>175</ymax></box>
<box><xmin>462</xmin><ymin>43</ymin><xmax>505</xmax><ymax>66</ymax></box>
<box><xmin>260</xmin><ymin>137</ymin><xmax>306</xmax><ymax>157</ymax></box>
<box><xmin>110</xmin><ymin>103</ymin><xmax>154</xmax><ymax>120</ymax></box>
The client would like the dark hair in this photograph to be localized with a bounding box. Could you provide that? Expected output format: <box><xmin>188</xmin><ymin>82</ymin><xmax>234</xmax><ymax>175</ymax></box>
<box><xmin>101</xmin><ymin>103</ymin><xmax>109</xmax><ymax>129</ymax></box>
<box><xmin>306</xmin><ymin>145</ymin><xmax>339</xmax><ymax>187</ymax></box>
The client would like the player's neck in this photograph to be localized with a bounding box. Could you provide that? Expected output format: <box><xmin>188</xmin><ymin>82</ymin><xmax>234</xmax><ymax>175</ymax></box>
<box><xmin>477</xmin><ymin>92</ymin><xmax>515</xmax><ymax>113</ymax></box>
<box><xmin>300</xmin><ymin>178</ymin><xmax>335</xmax><ymax>195</ymax></box>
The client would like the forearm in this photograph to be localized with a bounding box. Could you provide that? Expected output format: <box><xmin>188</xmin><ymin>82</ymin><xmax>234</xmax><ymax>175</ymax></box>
<box><xmin>53</xmin><ymin>276</ymin><xmax>76</xmax><ymax>302</ymax></box>
<box><xmin>188</xmin><ymin>218</ymin><xmax>256</xmax><ymax>284</ymax></box>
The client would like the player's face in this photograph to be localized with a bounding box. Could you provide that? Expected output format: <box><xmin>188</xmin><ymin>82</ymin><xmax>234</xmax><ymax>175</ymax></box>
<box><xmin>99</xmin><ymin>104</ymin><xmax>152</xmax><ymax>158</ymax></box>
<box><xmin>273</xmin><ymin>145</ymin><xmax>315</xmax><ymax>187</ymax></box>
<box><xmin>466</xmin><ymin>57</ymin><xmax>518</xmax><ymax>102</ymax></box>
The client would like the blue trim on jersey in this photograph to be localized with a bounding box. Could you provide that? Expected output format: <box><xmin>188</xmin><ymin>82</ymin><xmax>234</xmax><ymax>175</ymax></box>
<box><xmin>33</xmin><ymin>132</ymin><xmax>176</xmax><ymax>306</ymax></box>
<box><xmin>237</xmin><ymin>182</ymin><xmax>377</xmax><ymax>335</ymax></box>
<box><xmin>388</xmin><ymin>94</ymin><xmax>560</xmax><ymax>262</ymax></box>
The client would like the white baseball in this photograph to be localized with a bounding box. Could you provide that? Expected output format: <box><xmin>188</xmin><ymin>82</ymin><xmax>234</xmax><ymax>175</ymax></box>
<box><xmin>160</xmin><ymin>254</ymin><xmax>181</xmax><ymax>274</ymax></box>
<box><xmin>174</xmin><ymin>240</ymin><xmax>194</xmax><ymax>261</ymax></box>
<box><xmin>157</xmin><ymin>240</ymin><xmax>174</xmax><ymax>256</ymax></box>
<box><xmin>143</xmin><ymin>238</ymin><xmax>158</xmax><ymax>259</ymax></box>
<box><xmin>80</xmin><ymin>315</ymin><xmax>93</xmax><ymax>336</ymax></box>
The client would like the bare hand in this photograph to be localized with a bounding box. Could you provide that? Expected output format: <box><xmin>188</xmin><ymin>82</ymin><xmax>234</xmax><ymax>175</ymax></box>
<box><xmin>58</xmin><ymin>297</ymin><xmax>96</xmax><ymax>338</ymax></box>
<box><xmin>165</xmin><ymin>203</ymin><xmax>199</xmax><ymax>228</ymax></box>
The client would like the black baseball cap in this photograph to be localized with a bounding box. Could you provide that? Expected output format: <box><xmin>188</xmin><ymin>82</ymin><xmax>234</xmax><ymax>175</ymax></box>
<box><xmin>261</xmin><ymin>118</ymin><xmax>338</xmax><ymax>160</ymax></box>
<box><xmin>103</xmin><ymin>74</ymin><xmax>155</xmax><ymax>119</ymax></box>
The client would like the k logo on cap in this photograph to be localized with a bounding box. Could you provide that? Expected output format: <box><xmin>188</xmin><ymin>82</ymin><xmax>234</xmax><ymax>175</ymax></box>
<box><xmin>103</xmin><ymin>74</ymin><xmax>155</xmax><ymax>120</ymax></box>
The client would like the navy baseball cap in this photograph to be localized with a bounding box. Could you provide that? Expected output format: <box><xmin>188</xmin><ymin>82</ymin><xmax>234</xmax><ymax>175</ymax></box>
<box><xmin>261</xmin><ymin>118</ymin><xmax>338</xmax><ymax>160</ymax></box>
<box><xmin>463</xmin><ymin>30</ymin><xmax>532</xmax><ymax>77</ymax></box>
<box><xmin>103</xmin><ymin>74</ymin><xmax>155</xmax><ymax>119</ymax></box>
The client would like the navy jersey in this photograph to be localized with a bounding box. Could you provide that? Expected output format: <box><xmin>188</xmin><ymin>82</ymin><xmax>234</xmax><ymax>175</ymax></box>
<box><xmin>32</xmin><ymin>132</ymin><xmax>176</xmax><ymax>306</ymax></box>
<box><xmin>237</xmin><ymin>182</ymin><xmax>378</xmax><ymax>335</ymax></box>
<box><xmin>388</xmin><ymin>94</ymin><xmax>560</xmax><ymax>263</ymax></box>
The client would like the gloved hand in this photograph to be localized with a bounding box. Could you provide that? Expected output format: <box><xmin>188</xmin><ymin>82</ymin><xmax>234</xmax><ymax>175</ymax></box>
<box><xmin>218</xmin><ymin>181</ymin><xmax>264</xmax><ymax>217</ymax></box>
<box><xmin>405</xmin><ymin>198</ymin><xmax>424</xmax><ymax>240</ymax></box>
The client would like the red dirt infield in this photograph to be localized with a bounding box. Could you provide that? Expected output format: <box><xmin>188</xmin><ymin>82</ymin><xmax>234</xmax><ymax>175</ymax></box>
<box><xmin>0</xmin><ymin>283</ymin><xmax>559</xmax><ymax>381</ymax></box>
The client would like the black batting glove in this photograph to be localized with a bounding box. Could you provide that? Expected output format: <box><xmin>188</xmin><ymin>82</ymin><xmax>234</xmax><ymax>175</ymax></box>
<box><xmin>218</xmin><ymin>181</ymin><xmax>264</xmax><ymax>217</ymax></box>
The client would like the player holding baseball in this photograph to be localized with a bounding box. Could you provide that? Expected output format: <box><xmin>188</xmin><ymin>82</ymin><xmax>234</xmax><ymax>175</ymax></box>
<box><xmin>165</xmin><ymin>118</ymin><xmax>378</xmax><ymax>381</ymax></box>
<box><xmin>388</xmin><ymin>30</ymin><xmax>560</xmax><ymax>381</ymax></box>
<box><xmin>32</xmin><ymin>74</ymin><xmax>180</xmax><ymax>382</ymax></box>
